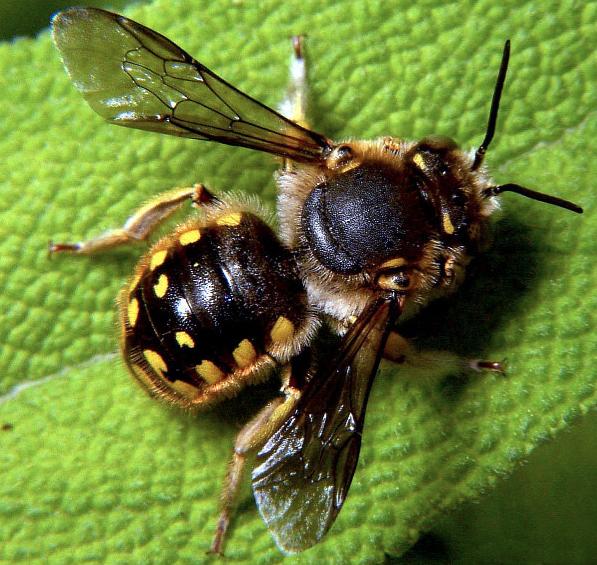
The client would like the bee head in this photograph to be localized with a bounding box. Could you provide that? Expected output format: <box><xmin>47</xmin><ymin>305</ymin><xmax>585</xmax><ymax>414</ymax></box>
<box><xmin>294</xmin><ymin>40</ymin><xmax>581</xmax><ymax>310</ymax></box>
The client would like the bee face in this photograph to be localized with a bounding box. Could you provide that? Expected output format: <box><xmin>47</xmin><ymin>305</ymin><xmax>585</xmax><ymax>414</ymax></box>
<box><xmin>409</xmin><ymin>136</ymin><xmax>487</xmax><ymax>233</ymax></box>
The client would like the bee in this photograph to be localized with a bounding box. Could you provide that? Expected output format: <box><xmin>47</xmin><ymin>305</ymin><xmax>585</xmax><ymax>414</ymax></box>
<box><xmin>50</xmin><ymin>7</ymin><xmax>582</xmax><ymax>555</ymax></box>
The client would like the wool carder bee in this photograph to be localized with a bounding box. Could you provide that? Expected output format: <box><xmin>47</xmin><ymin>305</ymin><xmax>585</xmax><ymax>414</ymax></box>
<box><xmin>50</xmin><ymin>7</ymin><xmax>582</xmax><ymax>554</ymax></box>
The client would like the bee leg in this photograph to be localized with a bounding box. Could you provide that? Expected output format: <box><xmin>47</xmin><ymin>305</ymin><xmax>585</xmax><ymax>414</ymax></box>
<box><xmin>384</xmin><ymin>332</ymin><xmax>505</xmax><ymax>375</ymax></box>
<box><xmin>279</xmin><ymin>35</ymin><xmax>310</xmax><ymax>130</ymax></box>
<box><xmin>49</xmin><ymin>183</ymin><xmax>216</xmax><ymax>255</ymax></box>
<box><xmin>210</xmin><ymin>367</ymin><xmax>300</xmax><ymax>555</ymax></box>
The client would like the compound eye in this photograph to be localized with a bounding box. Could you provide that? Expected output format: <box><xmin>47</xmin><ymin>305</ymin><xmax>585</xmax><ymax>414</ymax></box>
<box><xmin>412</xmin><ymin>149</ymin><xmax>449</xmax><ymax>178</ymax></box>
<box><xmin>412</xmin><ymin>136</ymin><xmax>458</xmax><ymax>177</ymax></box>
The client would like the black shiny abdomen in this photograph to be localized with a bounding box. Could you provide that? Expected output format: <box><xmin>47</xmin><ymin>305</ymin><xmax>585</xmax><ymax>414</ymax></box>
<box><xmin>122</xmin><ymin>211</ymin><xmax>309</xmax><ymax>401</ymax></box>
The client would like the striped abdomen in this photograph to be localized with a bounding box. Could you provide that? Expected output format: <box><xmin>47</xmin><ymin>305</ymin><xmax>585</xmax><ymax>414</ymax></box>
<box><xmin>120</xmin><ymin>208</ymin><xmax>316</xmax><ymax>408</ymax></box>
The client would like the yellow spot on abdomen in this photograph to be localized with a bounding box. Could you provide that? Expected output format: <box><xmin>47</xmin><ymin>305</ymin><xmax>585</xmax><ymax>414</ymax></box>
<box><xmin>175</xmin><ymin>331</ymin><xmax>195</xmax><ymax>348</ymax></box>
<box><xmin>233</xmin><ymin>339</ymin><xmax>257</xmax><ymax>368</ymax></box>
<box><xmin>196</xmin><ymin>360</ymin><xmax>225</xmax><ymax>384</ymax></box>
<box><xmin>170</xmin><ymin>379</ymin><xmax>199</xmax><ymax>398</ymax></box>
<box><xmin>127</xmin><ymin>298</ymin><xmax>139</xmax><ymax>327</ymax></box>
<box><xmin>154</xmin><ymin>274</ymin><xmax>169</xmax><ymax>298</ymax></box>
<box><xmin>442</xmin><ymin>213</ymin><xmax>455</xmax><ymax>235</ymax></box>
<box><xmin>216</xmin><ymin>212</ymin><xmax>242</xmax><ymax>227</ymax></box>
<box><xmin>150</xmin><ymin>249</ymin><xmax>167</xmax><ymax>271</ymax></box>
<box><xmin>179</xmin><ymin>229</ymin><xmax>201</xmax><ymax>246</ymax></box>
<box><xmin>270</xmin><ymin>316</ymin><xmax>295</xmax><ymax>343</ymax></box>
<box><xmin>143</xmin><ymin>349</ymin><xmax>167</xmax><ymax>375</ymax></box>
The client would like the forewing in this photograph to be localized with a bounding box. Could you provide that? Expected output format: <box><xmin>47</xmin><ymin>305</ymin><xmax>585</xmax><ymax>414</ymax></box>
<box><xmin>252</xmin><ymin>296</ymin><xmax>402</xmax><ymax>553</ymax></box>
<box><xmin>51</xmin><ymin>7</ymin><xmax>330</xmax><ymax>162</ymax></box>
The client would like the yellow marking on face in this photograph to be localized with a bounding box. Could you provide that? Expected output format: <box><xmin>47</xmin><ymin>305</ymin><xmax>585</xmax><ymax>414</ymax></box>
<box><xmin>196</xmin><ymin>360</ymin><xmax>225</xmax><ymax>384</ymax></box>
<box><xmin>179</xmin><ymin>229</ymin><xmax>201</xmax><ymax>246</ymax></box>
<box><xmin>216</xmin><ymin>212</ymin><xmax>242</xmax><ymax>227</ymax></box>
<box><xmin>175</xmin><ymin>331</ymin><xmax>195</xmax><ymax>348</ymax></box>
<box><xmin>150</xmin><ymin>249</ymin><xmax>167</xmax><ymax>271</ymax></box>
<box><xmin>129</xmin><ymin>274</ymin><xmax>141</xmax><ymax>294</ymax></box>
<box><xmin>442</xmin><ymin>213</ymin><xmax>455</xmax><ymax>235</ymax></box>
<box><xmin>379</xmin><ymin>257</ymin><xmax>407</xmax><ymax>270</ymax></box>
<box><xmin>154</xmin><ymin>274</ymin><xmax>169</xmax><ymax>298</ymax></box>
<box><xmin>170</xmin><ymin>379</ymin><xmax>199</xmax><ymax>398</ymax></box>
<box><xmin>233</xmin><ymin>339</ymin><xmax>257</xmax><ymax>369</ymax></box>
<box><xmin>143</xmin><ymin>349</ymin><xmax>167</xmax><ymax>375</ymax></box>
<box><xmin>127</xmin><ymin>298</ymin><xmax>139</xmax><ymax>327</ymax></box>
<box><xmin>412</xmin><ymin>153</ymin><xmax>426</xmax><ymax>170</ymax></box>
<box><xmin>270</xmin><ymin>316</ymin><xmax>295</xmax><ymax>343</ymax></box>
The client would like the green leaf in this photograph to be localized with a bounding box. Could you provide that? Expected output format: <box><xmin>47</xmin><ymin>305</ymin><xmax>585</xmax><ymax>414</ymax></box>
<box><xmin>430</xmin><ymin>412</ymin><xmax>597</xmax><ymax>563</ymax></box>
<box><xmin>0</xmin><ymin>0</ymin><xmax>135</xmax><ymax>41</ymax></box>
<box><xmin>0</xmin><ymin>0</ymin><xmax>594</xmax><ymax>563</ymax></box>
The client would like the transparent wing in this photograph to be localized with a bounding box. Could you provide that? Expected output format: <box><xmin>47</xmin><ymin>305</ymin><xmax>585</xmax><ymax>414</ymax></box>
<box><xmin>51</xmin><ymin>7</ymin><xmax>331</xmax><ymax>162</ymax></box>
<box><xmin>252</xmin><ymin>296</ymin><xmax>402</xmax><ymax>553</ymax></box>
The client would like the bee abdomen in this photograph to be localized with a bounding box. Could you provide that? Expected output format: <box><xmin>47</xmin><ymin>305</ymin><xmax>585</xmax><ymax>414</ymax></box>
<box><xmin>120</xmin><ymin>209</ymin><xmax>316</xmax><ymax>408</ymax></box>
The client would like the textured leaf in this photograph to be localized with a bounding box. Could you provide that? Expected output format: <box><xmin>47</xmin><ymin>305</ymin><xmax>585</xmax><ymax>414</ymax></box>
<box><xmin>0</xmin><ymin>0</ymin><xmax>594</xmax><ymax>563</ymax></box>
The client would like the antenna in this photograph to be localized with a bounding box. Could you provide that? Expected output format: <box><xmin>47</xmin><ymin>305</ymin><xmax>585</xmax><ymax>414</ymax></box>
<box><xmin>475</xmin><ymin>42</ymin><xmax>583</xmax><ymax>214</ymax></box>
<box><xmin>484</xmin><ymin>184</ymin><xmax>583</xmax><ymax>214</ymax></box>
<box><xmin>472</xmin><ymin>40</ymin><xmax>510</xmax><ymax>171</ymax></box>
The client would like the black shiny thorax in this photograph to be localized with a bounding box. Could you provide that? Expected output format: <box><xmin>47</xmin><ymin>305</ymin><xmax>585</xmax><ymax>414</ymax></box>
<box><xmin>302</xmin><ymin>160</ymin><xmax>433</xmax><ymax>274</ymax></box>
